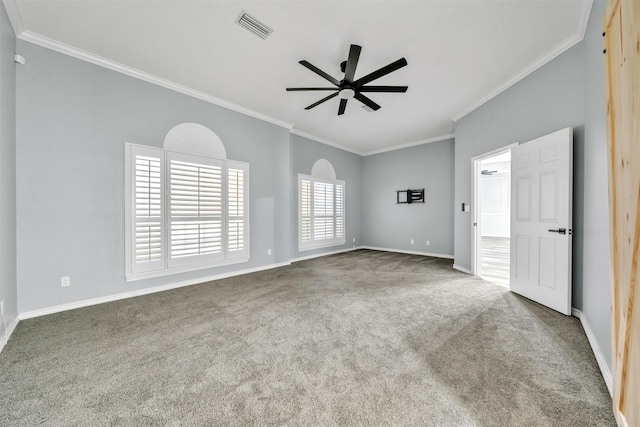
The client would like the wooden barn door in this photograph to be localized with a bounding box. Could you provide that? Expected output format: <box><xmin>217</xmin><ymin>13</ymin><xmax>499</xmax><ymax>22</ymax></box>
<box><xmin>604</xmin><ymin>1</ymin><xmax>640</xmax><ymax>426</ymax></box>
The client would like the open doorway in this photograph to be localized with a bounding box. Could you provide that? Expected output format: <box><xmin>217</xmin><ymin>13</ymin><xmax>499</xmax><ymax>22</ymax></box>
<box><xmin>472</xmin><ymin>148</ymin><xmax>512</xmax><ymax>287</ymax></box>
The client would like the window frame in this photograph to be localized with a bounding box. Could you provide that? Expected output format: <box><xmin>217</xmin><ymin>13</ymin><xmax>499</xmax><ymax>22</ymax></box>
<box><xmin>298</xmin><ymin>173</ymin><xmax>346</xmax><ymax>251</ymax></box>
<box><xmin>125</xmin><ymin>143</ymin><xmax>249</xmax><ymax>281</ymax></box>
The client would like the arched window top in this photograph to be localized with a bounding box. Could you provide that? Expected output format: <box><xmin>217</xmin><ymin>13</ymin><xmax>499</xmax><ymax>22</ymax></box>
<box><xmin>311</xmin><ymin>159</ymin><xmax>336</xmax><ymax>181</ymax></box>
<box><xmin>163</xmin><ymin>123</ymin><xmax>227</xmax><ymax>159</ymax></box>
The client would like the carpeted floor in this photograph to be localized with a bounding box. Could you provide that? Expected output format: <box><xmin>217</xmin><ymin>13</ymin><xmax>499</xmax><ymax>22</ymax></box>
<box><xmin>0</xmin><ymin>249</ymin><xmax>614</xmax><ymax>426</ymax></box>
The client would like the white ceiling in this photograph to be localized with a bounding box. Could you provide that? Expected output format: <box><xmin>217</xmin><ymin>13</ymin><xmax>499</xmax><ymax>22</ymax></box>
<box><xmin>5</xmin><ymin>0</ymin><xmax>592</xmax><ymax>155</ymax></box>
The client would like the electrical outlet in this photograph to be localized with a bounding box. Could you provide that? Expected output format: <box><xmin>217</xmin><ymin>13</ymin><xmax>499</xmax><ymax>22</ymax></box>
<box><xmin>352</xmin><ymin>238</ymin><xmax>355</xmax><ymax>243</ymax></box>
<box><xmin>0</xmin><ymin>300</ymin><xmax>4</xmax><ymax>315</ymax></box>
<box><xmin>267</xmin><ymin>249</ymin><xmax>272</xmax><ymax>255</ymax></box>
<box><xmin>61</xmin><ymin>276</ymin><xmax>71</xmax><ymax>288</ymax></box>
<box><xmin>426</xmin><ymin>240</ymin><xmax>430</xmax><ymax>246</ymax></box>
<box><xmin>410</xmin><ymin>239</ymin><xmax>414</xmax><ymax>245</ymax></box>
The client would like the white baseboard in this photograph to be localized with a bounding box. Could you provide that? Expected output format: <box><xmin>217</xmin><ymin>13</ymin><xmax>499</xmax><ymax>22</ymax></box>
<box><xmin>0</xmin><ymin>316</ymin><xmax>19</xmax><ymax>354</ymax></box>
<box><xmin>571</xmin><ymin>308</ymin><xmax>613</xmax><ymax>397</ymax></box>
<box><xmin>290</xmin><ymin>246</ymin><xmax>361</xmax><ymax>263</ymax></box>
<box><xmin>19</xmin><ymin>261</ymin><xmax>291</xmax><ymax>320</ymax></box>
<box><xmin>452</xmin><ymin>264</ymin><xmax>473</xmax><ymax>274</ymax></box>
<box><xmin>360</xmin><ymin>246</ymin><xmax>454</xmax><ymax>259</ymax></box>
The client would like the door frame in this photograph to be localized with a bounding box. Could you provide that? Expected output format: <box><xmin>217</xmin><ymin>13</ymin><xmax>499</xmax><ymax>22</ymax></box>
<box><xmin>470</xmin><ymin>142</ymin><xmax>518</xmax><ymax>276</ymax></box>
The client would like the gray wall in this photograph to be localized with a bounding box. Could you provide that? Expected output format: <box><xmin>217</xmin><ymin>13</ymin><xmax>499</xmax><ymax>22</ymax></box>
<box><xmin>581</xmin><ymin>0</ymin><xmax>612</xmax><ymax>369</ymax></box>
<box><xmin>454</xmin><ymin>0</ymin><xmax>611</xmax><ymax>371</ymax></box>
<box><xmin>289</xmin><ymin>134</ymin><xmax>363</xmax><ymax>259</ymax></box>
<box><xmin>0</xmin><ymin>3</ymin><xmax>17</xmax><ymax>333</ymax></box>
<box><xmin>16</xmin><ymin>41</ymin><xmax>291</xmax><ymax>313</ymax></box>
<box><xmin>362</xmin><ymin>139</ymin><xmax>455</xmax><ymax>256</ymax></box>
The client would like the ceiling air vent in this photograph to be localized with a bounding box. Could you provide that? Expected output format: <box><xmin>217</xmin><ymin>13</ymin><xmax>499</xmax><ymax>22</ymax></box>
<box><xmin>235</xmin><ymin>11</ymin><xmax>273</xmax><ymax>40</ymax></box>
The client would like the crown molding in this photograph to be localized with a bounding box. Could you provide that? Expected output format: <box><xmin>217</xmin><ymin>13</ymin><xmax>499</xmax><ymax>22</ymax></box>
<box><xmin>452</xmin><ymin>0</ymin><xmax>594</xmax><ymax>122</ymax></box>
<box><xmin>16</xmin><ymin>31</ymin><xmax>294</xmax><ymax>130</ymax></box>
<box><xmin>576</xmin><ymin>0</ymin><xmax>595</xmax><ymax>40</ymax></box>
<box><xmin>3</xmin><ymin>0</ymin><xmax>25</xmax><ymax>36</ymax></box>
<box><xmin>289</xmin><ymin>128</ymin><xmax>363</xmax><ymax>156</ymax></box>
<box><xmin>362</xmin><ymin>133</ymin><xmax>455</xmax><ymax>156</ymax></box>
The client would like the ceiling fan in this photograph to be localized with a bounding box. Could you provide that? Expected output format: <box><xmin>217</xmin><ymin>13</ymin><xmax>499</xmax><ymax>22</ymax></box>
<box><xmin>286</xmin><ymin>44</ymin><xmax>408</xmax><ymax>115</ymax></box>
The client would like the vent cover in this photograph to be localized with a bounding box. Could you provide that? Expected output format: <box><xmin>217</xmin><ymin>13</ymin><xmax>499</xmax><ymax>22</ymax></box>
<box><xmin>235</xmin><ymin>11</ymin><xmax>273</xmax><ymax>40</ymax></box>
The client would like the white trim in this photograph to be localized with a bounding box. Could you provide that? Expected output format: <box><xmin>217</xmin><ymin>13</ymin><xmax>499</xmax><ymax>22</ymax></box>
<box><xmin>17</xmin><ymin>31</ymin><xmax>293</xmax><ymax>130</ymax></box>
<box><xmin>452</xmin><ymin>0</ymin><xmax>593</xmax><ymax>123</ymax></box>
<box><xmin>362</xmin><ymin>134</ymin><xmax>455</xmax><ymax>156</ymax></box>
<box><xmin>576</xmin><ymin>0</ymin><xmax>595</xmax><ymax>41</ymax></box>
<box><xmin>2</xmin><ymin>0</ymin><xmax>25</xmax><ymax>36</ymax></box>
<box><xmin>360</xmin><ymin>246</ymin><xmax>454</xmax><ymax>259</ymax></box>
<box><xmin>289</xmin><ymin>128</ymin><xmax>361</xmax><ymax>156</ymax></box>
<box><xmin>571</xmin><ymin>308</ymin><xmax>613</xmax><ymax>397</ymax></box>
<box><xmin>453</xmin><ymin>264</ymin><xmax>473</xmax><ymax>274</ymax></box>
<box><xmin>290</xmin><ymin>246</ymin><xmax>360</xmax><ymax>263</ymax></box>
<box><xmin>470</xmin><ymin>143</ymin><xmax>518</xmax><ymax>275</ymax></box>
<box><xmin>19</xmin><ymin>261</ymin><xmax>291</xmax><ymax>320</ymax></box>
<box><xmin>471</xmin><ymin>143</ymin><xmax>519</xmax><ymax>163</ymax></box>
<box><xmin>0</xmin><ymin>316</ymin><xmax>19</xmax><ymax>354</ymax></box>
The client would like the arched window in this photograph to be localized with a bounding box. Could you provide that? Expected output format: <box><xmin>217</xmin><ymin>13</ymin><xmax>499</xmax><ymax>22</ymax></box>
<box><xmin>125</xmin><ymin>123</ymin><xmax>249</xmax><ymax>280</ymax></box>
<box><xmin>298</xmin><ymin>159</ymin><xmax>345</xmax><ymax>251</ymax></box>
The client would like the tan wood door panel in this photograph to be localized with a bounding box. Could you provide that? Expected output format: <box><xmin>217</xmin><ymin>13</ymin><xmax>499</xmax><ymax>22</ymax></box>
<box><xmin>604</xmin><ymin>0</ymin><xmax>640</xmax><ymax>425</ymax></box>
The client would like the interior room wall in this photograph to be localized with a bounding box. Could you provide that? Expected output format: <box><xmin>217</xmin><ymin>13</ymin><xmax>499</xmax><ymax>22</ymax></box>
<box><xmin>0</xmin><ymin>3</ymin><xmax>17</xmax><ymax>340</ymax></box>
<box><xmin>289</xmin><ymin>134</ymin><xmax>363</xmax><ymax>260</ymax></box>
<box><xmin>455</xmin><ymin>0</ymin><xmax>612</xmax><ymax>373</ymax></box>
<box><xmin>581</xmin><ymin>0</ymin><xmax>612</xmax><ymax>370</ymax></box>
<box><xmin>15</xmin><ymin>41</ymin><xmax>291</xmax><ymax>314</ymax></box>
<box><xmin>479</xmin><ymin>159</ymin><xmax>510</xmax><ymax>238</ymax></box>
<box><xmin>454</xmin><ymin>43</ymin><xmax>585</xmax><ymax>281</ymax></box>
<box><xmin>362</xmin><ymin>139</ymin><xmax>455</xmax><ymax>257</ymax></box>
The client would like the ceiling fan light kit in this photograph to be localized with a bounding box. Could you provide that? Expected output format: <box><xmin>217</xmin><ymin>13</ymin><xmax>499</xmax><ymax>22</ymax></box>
<box><xmin>286</xmin><ymin>44</ymin><xmax>408</xmax><ymax>116</ymax></box>
<box><xmin>338</xmin><ymin>88</ymin><xmax>355</xmax><ymax>99</ymax></box>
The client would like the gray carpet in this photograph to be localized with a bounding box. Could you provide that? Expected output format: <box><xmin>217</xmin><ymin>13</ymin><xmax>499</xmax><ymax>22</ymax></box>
<box><xmin>0</xmin><ymin>249</ymin><xmax>614</xmax><ymax>426</ymax></box>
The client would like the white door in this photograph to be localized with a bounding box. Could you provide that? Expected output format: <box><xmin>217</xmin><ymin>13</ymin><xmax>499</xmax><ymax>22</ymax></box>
<box><xmin>510</xmin><ymin>127</ymin><xmax>573</xmax><ymax>315</ymax></box>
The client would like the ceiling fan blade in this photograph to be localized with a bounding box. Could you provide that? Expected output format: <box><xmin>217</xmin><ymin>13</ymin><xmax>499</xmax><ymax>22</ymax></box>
<box><xmin>299</xmin><ymin>60</ymin><xmax>340</xmax><ymax>86</ymax></box>
<box><xmin>359</xmin><ymin>85</ymin><xmax>408</xmax><ymax>93</ymax></box>
<box><xmin>305</xmin><ymin>92</ymin><xmax>339</xmax><ymax>110</ymax></box>
<box><xmin>353</xmin><ymin>58</ymin><xmax>408</xmax><ymax>87</ymax></box>
<box><xmin>338</xmin><ymin>98</ymin><xmax>348</xmax><ymax>115</ymax></box>
<box><xmin>343</xmin><ymin>44</ymin><xmax>362</xmax><ymax>83</ymax></box>
<box><xmin>354</xmin><ymin>92</ymin><xmax>381</xmax><ymax>111</ymax></box>
<box><xmin>286</xmin><ymin>87</ymin><xmax>339</xmax><ymax>91</ymax></box>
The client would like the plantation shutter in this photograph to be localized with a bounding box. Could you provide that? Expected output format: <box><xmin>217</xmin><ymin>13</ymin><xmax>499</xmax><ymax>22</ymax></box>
<box><xmin>130</xmin><ymin>146</ymin><xmax>165</xmax><ymax>274</ymax></box>
<box><xmin>335</xmin><ymin>183</ymin><xmax>344</xmax><ymax>238</ymax></box>
<box><xmin>126</xmin><ymin>143</ymin><xmax>250</xmax><ymax>281</ymax></box>
<box><xmin>299</xmin><ymin>174</ymin><xmax>346</xmax><ymax>250</ymax></box>
<box><xmin>167</xmin><ymin>152</ymin><xmax>224</xmax><ymax>268</ymax></box>
<box><xmin>226</xmin><ymin>160</ymin><xmax>249</xmax><ymax>259</ymax></box>
<box><xmin>300</xmin><ymin>177</ymin><xmax>312</xmax><ymax>244</ymax></box>
<box><xmin>314</xmin><ymin>181</ymin><xmax>334</xmax><ymax>241</ymax></box>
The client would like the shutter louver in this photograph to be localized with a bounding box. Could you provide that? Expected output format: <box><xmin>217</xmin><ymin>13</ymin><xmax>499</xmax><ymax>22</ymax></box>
<box><xmin>228</xmin><ymin>168</ymin><xmax>245</xmax><ymax>252</ymax></box>
<box><xmin>170</xmin><ymin>221</ymin><xmax>221</xmax><ymax>257</ymax></box>
<box><xmin>336</xmin><ymin>184</ymin><xmax>344</xmax><ymax>238</ymax></box>
<box><xmin>135</xmin><ymin>155</ymin><xmax>162</xmax><ymax>263</ymax></box>
<box><xmin>314</xmin><ymin>181</ymin><xmax>334</xmax><ymax>241</ymax></box>
<box><xmin>300</xmin><ymin>179</ymin><xmax>311</xmax><ymax>242</ymax></box>
<box><xmin>169</xmin><ymin>155</ymin><xmax>224</xmax><ymax>267</ymax></box>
